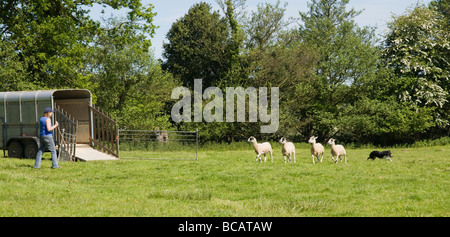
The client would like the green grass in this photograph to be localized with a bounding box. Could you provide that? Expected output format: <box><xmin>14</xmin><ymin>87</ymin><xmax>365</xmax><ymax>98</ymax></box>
<box><xmin>0</xmin><ymin>144</ymin><xmax>449</xmax><ymax>216</ymax></box>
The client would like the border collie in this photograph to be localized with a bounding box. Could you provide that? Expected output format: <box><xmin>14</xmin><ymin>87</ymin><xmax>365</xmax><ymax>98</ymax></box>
<box><xmin>367</xmin><ymin>150</ymin><xmax>393</xmax><ymax>161</ymax></box>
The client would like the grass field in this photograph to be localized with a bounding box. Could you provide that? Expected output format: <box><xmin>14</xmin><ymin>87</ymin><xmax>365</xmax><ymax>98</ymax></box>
<box><xmin>0</xmin><ymin>144</ymin><xmax>448</xmax><ymax>217</ymax></box>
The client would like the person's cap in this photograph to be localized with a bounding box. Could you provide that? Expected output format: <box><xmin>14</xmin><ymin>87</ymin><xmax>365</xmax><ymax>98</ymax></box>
<box><xmin>44</xmin><ymin>107</ymin><xmax>54</xmax><ymax>113</ymax></box>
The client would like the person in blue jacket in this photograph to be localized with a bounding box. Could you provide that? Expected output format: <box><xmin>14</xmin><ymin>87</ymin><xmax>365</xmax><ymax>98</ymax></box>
<box><xmin>34</xmin><ymin>107</ymin><xmax>60</xmax><ymax>169</ymax></box>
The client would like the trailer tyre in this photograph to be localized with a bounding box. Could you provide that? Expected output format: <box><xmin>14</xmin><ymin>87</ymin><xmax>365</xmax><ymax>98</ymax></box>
<box><xmin>8</xmin><ymin>141</ymin><xmax>24</xmax><ymax>158</ymax></box>
<box><xmin>24</xmin><ymin>142</ymin><xmax>38</xmax><ymax>159</ymax></box>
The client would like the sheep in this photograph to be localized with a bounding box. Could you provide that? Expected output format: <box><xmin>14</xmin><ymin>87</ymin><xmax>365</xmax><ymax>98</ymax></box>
<box><xmin>308</xmin><ymin>136</ymin><xmax>324</xmax><ymax>164</ymax></box>
<box><xmin>279</xmin><ymin>137</ymin><xmax>296</xmax><ymax>163</ymax></box>
<box><xmin>247</xmin><ymin>136</ymin><xmax>273</xmax><ymax>162</ymax></box>
<box><xmin>155</xmin><ymin>127</ymin><xmax>169</xmax><ymax>143</ymax></box>
<box><xmin>327</xmin><ymin>138</ymin><xmax>347</xmax><ymax>163</ymax></box>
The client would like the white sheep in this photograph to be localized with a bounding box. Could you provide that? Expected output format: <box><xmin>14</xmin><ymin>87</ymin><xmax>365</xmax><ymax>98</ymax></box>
<box><xmin>327</xmin><ymin>138</ymin><xmax>347</xmax><ymax>163</ymax></box>
<box><xmin>247</xmin><ymin>136</ymin><xmax>273</xmax><ymax>162</ymax></box>
<box><xmin>279</xmin><ymin>137</ymin><xmax>296</xmax><ymax>163</ymax></box>
<box><xmin>308</xmin><ymin>136</ymin><xmax>324</xmax><ymax>164</ymax></box>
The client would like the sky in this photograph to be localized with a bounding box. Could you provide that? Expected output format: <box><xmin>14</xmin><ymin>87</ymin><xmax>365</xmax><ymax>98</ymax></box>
<box><xmin>86</xmin><ymin>0</ymin><xmax>432</xmax><ymax>60</ymax></box>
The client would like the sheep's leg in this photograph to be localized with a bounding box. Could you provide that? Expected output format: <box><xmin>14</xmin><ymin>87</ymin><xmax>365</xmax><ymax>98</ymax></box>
<box><xmin>320</xmin><ymin>154</ymin><xmax>324</xmax><ymax>163</ymax></box>
<box><xmin>256</xmin><ymin>154</ymin><xmax>261</xmax><ymax>162</ymax></box>
<box><xmin>270</xmin><ymin>151</ymin><xmax>273</xmax><ymax>162</ymax></box>
<box><xmin>284</xmin><ymin>156</ymin><xmax>287</xmax><ymax>163</ymax></box>
<box><xmin>293</xmin><ymin>152</ymin><xmax>296</xmax><ymax>163</ymax></box>
<box><xmin>264</xmin><ymin>154</ymin><xmax>267</xmax><ymax>162</ymax></box>
<box><xmin>312</xmin><ymin>155</ymin><xmax>315</xmax><ymax>164</ymax></box>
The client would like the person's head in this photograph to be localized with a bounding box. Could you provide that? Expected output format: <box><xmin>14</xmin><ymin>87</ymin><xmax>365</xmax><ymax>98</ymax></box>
<box><xmin>44</xmin><ymin>107</ymin><xmax>54</xmax><ymax>118</ymax></box>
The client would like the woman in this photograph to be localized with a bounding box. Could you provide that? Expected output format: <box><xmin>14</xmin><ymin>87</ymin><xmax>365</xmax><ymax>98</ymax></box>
<box><xmin>34</xmin><ymin>107</ymin><xmax>60</xmax><ymax>169</ymax></box>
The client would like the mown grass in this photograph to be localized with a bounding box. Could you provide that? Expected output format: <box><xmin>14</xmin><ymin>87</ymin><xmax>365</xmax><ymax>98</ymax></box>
<box><xmin>0</xmin><ymin>144</ymin><xmax>448</xmax><ymax>217</ymax></box>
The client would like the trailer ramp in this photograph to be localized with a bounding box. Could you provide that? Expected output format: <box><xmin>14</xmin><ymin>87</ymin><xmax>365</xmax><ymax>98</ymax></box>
<box><xmin>75</xmin><ymin>144</ymin><xmax>118</xmax><ymax>162</ymax></box>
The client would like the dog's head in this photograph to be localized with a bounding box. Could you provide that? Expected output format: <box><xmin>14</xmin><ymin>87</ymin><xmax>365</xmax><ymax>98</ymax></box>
<box><xmin>383</xmin><ymin>150</ymin><xmax>394</xmax><ymax>157</ymax></box>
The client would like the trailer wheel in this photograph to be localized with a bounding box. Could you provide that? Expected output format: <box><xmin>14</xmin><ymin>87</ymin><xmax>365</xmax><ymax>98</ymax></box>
<box><xmin>8</xmin><ymin>141</ymin><xmax>24</xmax><ymax>158</ymax></box>
<box><xmin>24</xmin><ymin>142</ymin><xmax>38</xmax><ymax>159</ymax></box>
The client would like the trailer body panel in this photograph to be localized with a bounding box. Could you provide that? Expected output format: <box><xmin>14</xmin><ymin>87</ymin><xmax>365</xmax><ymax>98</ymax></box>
<box><xmin>0</xmin><ymin>89</ymin><xmax>91</xmax><ymax>151</ymax></box>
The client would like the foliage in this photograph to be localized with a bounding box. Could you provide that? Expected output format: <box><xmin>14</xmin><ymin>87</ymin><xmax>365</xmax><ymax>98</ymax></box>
<box><xmin>162</xmin><ymin>3</ymin><xmax>230</xmax><ymax>89</ymax></box>
<box><xmin>249</xmin><ymin>43</ymin><xmax>318</xmax><ymax>140</ymax></box>
<box><xmin>382</xmin><ymin>4</ymin><xmax>450</xmax><ymax>128</ymax></box>
<box><xmin>335</xmin><ymin>97</ymin><xmax>435</xmax><ymax>145</ymax></box>
<box><xmin>0</xmin><ymin>0</ymin><xmax>157</xmax><ymax>89</ymax></box>
<box><xmin>91</xmin><ymin>17</ymin><xmax>178</xmax><ymax>130</ymax></box>
<box><xmin>1</xmin><ymin>0</ymin><xmax>449</xmax><ymax>145</ymax></box>
<box><xmin>293</xmin><ymin>0</ymin><xmax>380</xmax><ymax>141</ymax></box>
<box><xmin>0</xmin><ymin>0</ymin><xmax>176</xmax><ymax>131</ymax></box>
<box><xmin>217</xmin><ymin>0</ymin><xmax>248</xmax><ymax>88</ymax></box>
<box><xmin>0</xmin><ymin>40</ymin><xmax>34</xmax><ymax>91</ymax></box>
<box><xmin>244</xmin><ymin>0</ymin><xmax>293</xmax><ymax>50</ymax></box>
<box><xmin>299</xmin><ymin>0</ymin><xmax>379</xmax><ymax>90</ymax></box>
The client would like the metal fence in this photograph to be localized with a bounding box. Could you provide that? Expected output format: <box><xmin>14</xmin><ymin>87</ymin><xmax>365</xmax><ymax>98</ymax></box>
<box><xmin>118</xmin><ymin>129</ymin><xmax>199</xmax><ymax>161</ymax></box>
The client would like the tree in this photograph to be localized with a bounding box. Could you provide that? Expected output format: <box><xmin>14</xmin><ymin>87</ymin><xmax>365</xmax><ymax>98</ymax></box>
<box><xmin>0</xmin><ymin>40</ymin><xmax>33</xmax><ymax>91</ymax></box>
<box><xmin>382</xmin><ymin>4</ymin><xmax>449</xmax><ymax>129</ymax></box>
<box><xmin>92</xmin><ymin>17</ymin><xmax>178</xmax><ymax>130</ymax></box>
<box><xmin>430</xmin><ymin>0</ymin><xmax>450</xmax><ymax>28</ymax></box>
<box><xmin>245</xmin><ymin>0</ymin><xmax>293</xmax><ymax>50</ymax></box>
<box><xmin>216</xmin><ymin>0</ymin><xmax>248</xmax><ymax>88</ymax></box>
<box><xmin>250</xmin><ymin>43</ymin><xmax>318</xmax><ymax>139</ymax></box>
<box><xmin>297</xmin><ymin>0</ymin><xmax>379</xmax><ymax>139</ymax></box>
<box><xmin>299</xmin><ymin>0</ymin><xmax>378</xmax><ymax>90</ymax></box>
<box><xmin>0</xmin><ymin>0</ymin><xmax>156</xmax><ymax>90</ymax></box>
<box><xmin>162</xmin><ymin>3</ymin><xmax>230</xmax><ymax>89</ymax></box>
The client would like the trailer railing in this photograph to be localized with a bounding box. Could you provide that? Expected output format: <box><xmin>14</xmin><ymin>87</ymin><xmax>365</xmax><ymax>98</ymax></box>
<box><xmin>88</xmin><ymin>105</ymin><xmax>119</xmax><ymax>158</ymax></box>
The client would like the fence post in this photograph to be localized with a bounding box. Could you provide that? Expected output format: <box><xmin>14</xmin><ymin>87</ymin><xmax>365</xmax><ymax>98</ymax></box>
<box><xmin>115</xmin><ymin>119</ymin><xmax>119</xmax><ymax>158</ymax></box>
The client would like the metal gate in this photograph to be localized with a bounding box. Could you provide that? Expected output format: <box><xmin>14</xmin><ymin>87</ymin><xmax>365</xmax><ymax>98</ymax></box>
<box><xmin>54</xmin><ymin>105</ymin><xmax>78</xmax><ymax>161</ymax></box>
<box><xmin>57</xmin><ymin>128</ymin><xmax>77</xmax><ymax>161</ymax></box>
<box><xmin>118</xmin><ymin>129</ymin><xmax>199</xmax><ymax>161</ymax></box>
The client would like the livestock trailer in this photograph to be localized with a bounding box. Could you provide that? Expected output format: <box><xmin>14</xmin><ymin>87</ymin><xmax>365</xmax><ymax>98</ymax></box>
<box><xmin>0</xmin><ymin>89</ymin><xmax>119</xmax><ymax>161</ymax></box>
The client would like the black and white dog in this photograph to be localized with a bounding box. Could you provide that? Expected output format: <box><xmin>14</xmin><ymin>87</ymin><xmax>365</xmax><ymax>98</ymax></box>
<box><xmin>367</xmin><ymin>150</ymin><xmax>393</xmax><ymax>161</ymax></box>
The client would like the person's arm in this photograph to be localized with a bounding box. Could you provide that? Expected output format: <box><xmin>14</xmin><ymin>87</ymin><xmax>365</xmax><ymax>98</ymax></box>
<box><xmin>46</xmin><ymin>118</ymin><xmax>59</xmax><ymax>132</ymax></box>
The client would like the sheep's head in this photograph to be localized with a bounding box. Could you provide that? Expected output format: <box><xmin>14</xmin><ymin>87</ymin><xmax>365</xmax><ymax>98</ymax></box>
<box><xmin>327</xmin><ymin>138</ymin><xmax>335</xmax><ymax>145</ymax></box>
<box><xmin>247</xmin><ymin>136</ymin><xmax>256</xmax><ymax>143</ymax></box>
<box><xmin>308</xmin><ymin>136</ymin><xmax>318</xmax><ymax>144</ymax></box>
<box><xmin>279</xmin><ymin>137</ymin><xmax>287</xmax><ymax>144</ymax></box>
